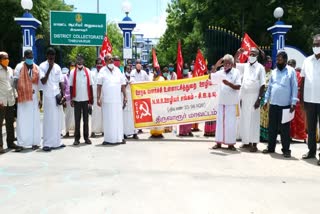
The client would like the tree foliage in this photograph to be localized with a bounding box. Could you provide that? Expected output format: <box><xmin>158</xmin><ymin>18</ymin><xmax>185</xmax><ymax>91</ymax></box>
<box><xmin>157</xmin><ymin>0</ymin><xmax>320</xmax><ymax>66</ymax></box>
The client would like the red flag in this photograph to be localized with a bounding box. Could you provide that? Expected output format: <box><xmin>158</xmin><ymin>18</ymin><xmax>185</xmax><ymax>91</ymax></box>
<box><xmin>99</xmin><ymin>35</ymin><xmax>113</xmax><ymax>65</ymax></box>
<box><xmin>176</xmin><ymin>40</ymin><xmax>183</xmax><ymax>79</ymax></box>
<box><xmin>239</xmin><ymin>33</ymin><xmax>258</xmax><ymax>63</ymax></box>
<box><xmin>193</xmin><ymin>49</ymin><xmax>207</xmax><ymax>77</ymax></box>
<box><xmin>152</xmin><ymin>48</ymin><xmax>160</xmax><ymax>69</ymax></box>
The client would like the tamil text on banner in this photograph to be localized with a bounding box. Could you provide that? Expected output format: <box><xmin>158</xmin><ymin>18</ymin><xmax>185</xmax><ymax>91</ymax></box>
<box><xmin>131</xmin><ymin>75</ymin><xmax>219</xmax><ymax>128</ymax></box>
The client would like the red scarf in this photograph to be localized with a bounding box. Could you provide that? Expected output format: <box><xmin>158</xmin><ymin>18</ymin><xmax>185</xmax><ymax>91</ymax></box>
<box><xmin>72</xmin><ymin>67</ymin><xmax>92</xmax><ymax>102</ymax></box>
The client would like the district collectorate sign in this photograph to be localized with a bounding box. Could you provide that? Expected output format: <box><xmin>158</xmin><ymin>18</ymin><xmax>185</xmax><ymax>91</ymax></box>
<box><xmin>50</xmin><ymin>11</ymin><xmax>106</xmax><ymax>46</ymax></box>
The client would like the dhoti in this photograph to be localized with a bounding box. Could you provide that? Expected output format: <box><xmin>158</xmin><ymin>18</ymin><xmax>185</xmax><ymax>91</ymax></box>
<box><xmin>102</xmin><ymin>103</ymin><xmax>124</xmax><ymax>143</ymax></box>
<box><xmin>91</xmin><ymin>99</ymin><xmax>103</xmax><ymax>133</ymax></box>
<box><xmin>215</xmin><ymin>104</ymin><xmax>237</xmax><ymax>145</ymax></box>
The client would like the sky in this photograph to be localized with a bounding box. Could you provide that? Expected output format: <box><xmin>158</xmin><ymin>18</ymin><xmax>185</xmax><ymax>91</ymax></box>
<box><xmin>64</xmin><ymin>0</ymin><xmax>171</xmax><ymax>38</ymax></box>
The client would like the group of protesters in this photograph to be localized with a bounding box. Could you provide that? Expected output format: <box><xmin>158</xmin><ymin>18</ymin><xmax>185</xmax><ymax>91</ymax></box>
<box><xmin>0</xmin><ymin>34</ymin><xmax>319</xmax><ymax>165</ymax></box>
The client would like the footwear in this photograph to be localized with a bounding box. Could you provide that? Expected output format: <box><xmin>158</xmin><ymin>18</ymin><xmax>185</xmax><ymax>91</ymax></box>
<box><xmin>188</xmin><ymin>132</ymin><xmax>194</xmax><ymax>137</ymax></box>
<box><xmin>262</xmin><ymin>149</ymin><xmax>275</xmax><ymax>154</ymax></box>
<box><xmin>85</xmin><ymin>139</ymin><xmax>92</xmax><ymax>145</ymax></box>
<box><xmin>132</xmin><ymin>134</ymin><xmax>139</xmax><ymax>139</ymax></box>
<box><xmin>73</xmin><ymin>141</ymin><xmax>80</xmax><ymax>146</ymax></box>
<box><xmin>32</xmin><ymin>145</ymin><xmax>40</xmax><ymax>150</ymax></box>
<box><xmin>8</xmin><ymin>144</ymin><xmax>23</xmax><ymax>152</ymax></box>
<box><xmin>121</xmin><ymin>139</ymin><xmax>126</xmax><ymax>144</ymax></box>
<box><xmin>228</xmin><ymin>145</ymin><xmax>236</xmax><ymax>151</ymax></box>
<box><xmin>102</xmin><ymin>141</ymin><xmax>117</xmax><ymax>145</ymax></box>
<box><xmin>240</xmin><ymin>144</ymin><xmax>251</xmax><ymax>149</ymax></box>
<box><xmin>43</xmin><ymin>146</ymin><xmax>51</xmax><ymax>152</ymax></box>
<box><xmin>302</xmin><ymin>152</ymin><xmax>316</xmax><ymax>159</ymax></box>
<box><xmin>211</xmin><ymin>144</ymin><xmax>221</xmax><ymax>149</ymax></box>
<box><xmin>192</xmin><ymin>128</ymin><xmax>201</xmax><ymax>132</ymax></box>
<box><xmin>138</xmin><ymin>129</ymin><xmax>143</xmax><ymax>134</ymax></box>
<box><xmin>250</xmin><ymin>146</ymin><xmax>258</xmax><ymax>153</ymax></box>
<box><xmin>63</xmin><ymin>132</ymin><xmax>70</xmax><ymax>138</ymax></box>
<box><xmin>124</xmin><ymin>135</ymin><xmax>128</xmax><ymax>139</ymax></box>
<box><xmin>90</xmin><ymin>132</ymin><xmax>96</xmax><ymax>138</ymax></box>
<box><xmin>283</xmin><ymin>152</ymin><xmax>291</xmax><ymax>158</ymax></box>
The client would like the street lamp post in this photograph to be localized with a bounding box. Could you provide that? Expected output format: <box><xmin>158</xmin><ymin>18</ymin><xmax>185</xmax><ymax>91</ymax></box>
<box><xmin>118</xmin><ymin>1</ymin><xmax>136</xmax><ymax>64</ymax></box>
<box><xmin>267</xmin><ymin>7</ymin><xmax>292</xmax><ymax>67</ymax></box>
<box><xmin>14</xmin><ymin>0</ymin><xmax>41</xmax><ymax>63</ymax></box>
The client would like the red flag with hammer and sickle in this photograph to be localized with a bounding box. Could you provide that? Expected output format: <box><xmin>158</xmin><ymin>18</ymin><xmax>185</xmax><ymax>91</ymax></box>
<box><xmin>100</xmin><ymin>34</ymin><xmax>113</xmax><ymax>65</ymax></box>
<box><xmin>239</xmin><ymin>33</ymin><xmax>258</xmax><ymax>63</ymax></box>
<box><xmin>193</xmin><ymin>49</ymin><xmax>207</xmax><ymax>77</ymax></box>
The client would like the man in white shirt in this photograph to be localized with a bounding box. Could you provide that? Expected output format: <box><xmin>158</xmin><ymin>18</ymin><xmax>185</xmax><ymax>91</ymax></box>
<box><xmin>236</xmin><ymin>47</ymin><xmax>266</xmax><ymax>152</ymax></box>
<box><xmin>211</xmin><ymin>54</ymin><xmax>241</xmax><ymax>151</ymax></box>
<box><xmin>40</xmin><ymin>48</ymin><xmax>65</xmax><ymax>152</ymax></box>
<box><xmin>90</xmin><ymin>58</ymin><xmax>104</xmax><ymax>138</ymax></box>
<box><xmin>0</xmin><ymin>51</ymin><xmax>22</xmax><ymax>153</ymax></box>
<box><xmin>130</xmin><ymin>59</ymin><xmax>150</xmax><ymax>82</ymax></box>
<box><xmin>69</xmin><ymin>54</ymin><xmax>93</xmax><ymax>146</ymax></box>
<box><xmin>301</xmin><ymin>34</ymin><xmax>320</xmax><ymax>164</ymax></box>
<box><xmin>97</xmin><ymin>53</ymin><xmax>127</xmax><ymax>145</ymax></box>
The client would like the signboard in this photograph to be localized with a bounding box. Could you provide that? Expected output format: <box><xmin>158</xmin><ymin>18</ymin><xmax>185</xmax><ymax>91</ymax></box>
<box><xmin>130</xmin><ymin>75</ymin><xmax>220</xmax><ymax>128</ymax></box>
<box><xmin>50</xmin><ymin>11</ymin><xmax>106</xmax><ymax>46</ymax></box>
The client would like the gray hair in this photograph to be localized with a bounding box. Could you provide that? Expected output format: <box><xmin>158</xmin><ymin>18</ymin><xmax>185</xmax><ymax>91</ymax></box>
<box><xmin>223</xmin><ymin>54</ymin><xmax>234</xmax><ymax>64</ymax></box>
<box><xmin>313</xmin><ymin>34</ymin><xmax>320</xmax><ymax>40</ymax></box>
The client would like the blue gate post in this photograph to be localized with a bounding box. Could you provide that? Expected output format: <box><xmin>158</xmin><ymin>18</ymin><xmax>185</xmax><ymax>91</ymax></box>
<box><xmin>14</xmin><ymin>0</ymin><xmax>41</xmax><ymax>64</ymax></box>
<box><xmin>118</xmin><ymin>1</ymin><xmax>136</xmax><ymax>64</ymax></box>
<box><xmin>267</xmin><ymin>7</ymin><xmax>292</xmax><ymax>67</ymax></box>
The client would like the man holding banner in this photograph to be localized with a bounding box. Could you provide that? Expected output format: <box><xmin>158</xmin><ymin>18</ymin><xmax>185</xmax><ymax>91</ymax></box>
<box><xmin>211</xmin><ymin>54</ymin><xmax>241</xmax><ymax>150</ymax></box>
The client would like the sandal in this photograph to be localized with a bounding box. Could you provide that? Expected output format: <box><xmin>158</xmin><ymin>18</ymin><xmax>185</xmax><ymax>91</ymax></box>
<box><xmin>228</xmin><ymin>145</ymin><xmax>236</xmax><ymax>151</ymax></box>
<box><xmin>211</xmin><ymin>144</ymin><xmax>221</xmax><ymax>149</ymax></box>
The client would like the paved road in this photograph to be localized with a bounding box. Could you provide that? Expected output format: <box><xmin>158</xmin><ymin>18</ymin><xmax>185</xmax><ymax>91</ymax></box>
<box><xmin>0</xmin><ymin>128</ymin><xmax>320</xmax><ymax>214</ymax></box>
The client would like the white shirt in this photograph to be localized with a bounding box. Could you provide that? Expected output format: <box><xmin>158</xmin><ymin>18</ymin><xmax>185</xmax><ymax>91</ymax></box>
<box><xmin>301</xmin><ymin>54</ymin><xmax>320</xmax><ymax>103</ymax></box>
<box><xmin>97</xmin><ymin>66</ymin><xmax>126</xmax><ymax>104</ymax></box>
<box><xmin>39</xmin><ymin>61</ymin><xmax>63</xmax><ymax>98</ymax></box>
<box><xmin>236</xmin><ymin>62</ymin><xmax>266</xmax><ymax>96</ymax></box>
<box><xmin>212</xmin><ymin>68</ymin><xmax>241</xmax><ymax>105</ymax></box>
<box><xmin>69</xmin><ymin>67</ymin><xmax>93</xmax><ymax>102</ymax></box>
<box><xmin>0</xmin><ymin>65</ymin><xmax>15</xmax><ymax>106</ymax></box>
<box><xmin>130</xmin><ymin>69</ymin><xmax>150</xmax><ymax>82</ymax></box>
<box><xmin>168</xmin><ymin>72</ymin><xmax>177</xmax><ymax>80</ymax></box>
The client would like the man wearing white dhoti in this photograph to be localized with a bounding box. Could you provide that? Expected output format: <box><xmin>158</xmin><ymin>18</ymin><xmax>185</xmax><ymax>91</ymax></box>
<box><xmin>97</xmin><ymin>54</ymin><xmax>127</xmax><ymax>145</ymax></box>
<box><xmin>40</xmin><ymin>48</ymin><xmax>65</xmax><ymax>152</ymax></box>
<box><xmin>90</xmin><ymin>58</ymin><xmax>104</xmax><ymax>138</ymax></box>
<box><xmin>15</xmin><ymin>50</ymin><xmax>42</xmax><ymax>150</ymax></box>
<box><xmin>123</xmin><ymin>65</ymin><xmax>138</xmax><ymax>139</ymax></box>
<box><xmin>211</xmin><ymin>54</ymin><xmax>241</xmax><ymax>150</ymax></box>
<box><xmin>236</xmin><ymin>47</ymin><xmax>266</xmax><ymax>152</ymax></box>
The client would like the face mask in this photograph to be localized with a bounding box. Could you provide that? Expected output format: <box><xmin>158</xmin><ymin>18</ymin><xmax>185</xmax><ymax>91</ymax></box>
<box><xmin>276</xmin><ymin>63</ymin><xmax>286</xmax><ymax>70</ymax></box>
<box><xmin>224</xmin><ymin>65</ymin><xmax>232</xmax><ymax>71</ymax></box>
<box><xmin>114</xmin><ymin>61</ymin><xmax>120</xmax><ymax>67</ymax></box>
<box><xmin>183</xmin><ymin>69</ymin><xmax>189</xmax><ymax>75</ymax></box>
<box><xmin>77</xmin><ymin>65</ymin><xmax>83</xmax><ymax>69</ymax></box>
<box><xmin>313</xmin><ymin>47</ymin><xmax>320</xmax><ymax>55</ymax></box>
<box><xmin>168</xmin><ymin>67</ymin><xmax>174</xmax><ymax>72</ymax></box>
<box><xmin>248</xmin><ymin>56</ymin><xmax>257</xmax><ymax>64</ymax></box>
<box><xmin>25</xmin><ymin>58</ymin><xmax>34</xmax><ymax>65</ymax></box>
<box><xmin>96</xmin><ymin>65</ymin><xmax>103</xmax><ymax>71</ymax></box>
<box><xmin>190</xmin><ymin>65</ymin><xmax>194</xmax><ymax>71</ymax></box>
<box><xmin>107</xmin><ymin>64</ymin><xmax>114</xmax><ymax>70</ymax></box>
<box><xmin>163</xmin><ymin>72</ymin><xmax>168</xmax><ymax>78</ymax></box>
<box><xmin>265</xmin><ymin>62</ymin><xmax>272</xmax><ymax>69</ymax></box>
<box><xmin>0</xmin><ymin>59</ymin><xmax>9</xmax><ymax>67</ymax></box>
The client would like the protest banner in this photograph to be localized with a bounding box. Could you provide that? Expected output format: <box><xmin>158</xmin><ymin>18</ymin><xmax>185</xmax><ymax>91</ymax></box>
<box><xmin>130</xmin><ymin>75</ymin><xmax>219</xmax><ymax>128</ymax></box>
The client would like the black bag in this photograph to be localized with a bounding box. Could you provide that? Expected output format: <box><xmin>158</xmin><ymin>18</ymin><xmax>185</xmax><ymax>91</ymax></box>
<box><xmin>55</xmin><ymin>93</ymin><xmax>66</xmax><ymax>105</ymax></box>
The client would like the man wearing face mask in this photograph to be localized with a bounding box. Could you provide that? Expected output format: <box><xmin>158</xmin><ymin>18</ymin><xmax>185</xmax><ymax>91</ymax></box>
<box><xmin>90</xmin><ymin>58</ymin><xmax>104</xmax><ymax>138</ymax></box>
<box><xmin>40</xmin><ymin>48</ymin><xmax>65</xmax><ymax>152</ymax></box>
<box><xmin>0</xmin><ymin>51</ymin><xmax>22</xmax><ymax>153</ymax></box>
<box><xmin>235</xmin><ymin>47</ymin><xmax>266</xmax><ymax>152</ymax></box>
<box><xmin>211</xmin><ymin>54</ymin><xmax>241</xmax><ymax>151</ymax></box>
<box><xmin>97</xmin><ymin>53</ymin><xmax>127</xmax><ymax>145</ymax></box>
<box><xmin>123</xmin><ymin>65</ymin><xmax>138</xmax><ymax>139</ymax></box>
<box><xmin>167</xmin><ymin>63</ymin><xmax>177</xmax><ymax>80</ymax></box>
<box><xmin>14</xmin><ymin>49</ymin><xmax>42</xmax><ymax>150</ymax></box>
<box><xmin>130</xmin><ymin>59</ymin><xmax>150</xmax><ymax>82</ymax></box>
<box><xmin>301</xmin><ymin>34</ymin><xmax>320</xmax><ymax>164</ymax></box>
<box><xmin>262</xmin><ymin>51</ymin><xmax>298</xmax><ymax>158</ymax></box>
<box><xmin>69</xmin><ymin>54</ymin><xmax>94</xmax><ymax>146</ymax></box>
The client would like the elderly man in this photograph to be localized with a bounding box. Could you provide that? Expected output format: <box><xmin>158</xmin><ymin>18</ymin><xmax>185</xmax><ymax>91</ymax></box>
<box><xmin>262</xmin><ymin>51</ymin><xmax>298</xmax><ymax>158</ymax></box>
<box><xmin>0</xmin><ymin>51</ymin><xmax>22</xmax><ymax>153</ymax></box>
<box><xmin>236</xmin><ymin>47</ymin><xmax>266</xmax><ymax>152</ymax></box>
<box><xmin>69</xmin><ymin>54</ymin><xmax>93</xmax><ymax>145</ymax></box>
<box><xmin>97</xmin><ymin>54</ymin><xmax>127</xmax><ymax>145</ymax></box>
<box><xmin>15</xmin><ymin>49</ymin><xmax>42</xmax><ymax>150</ymax></box>
<box><xmin>301</xmin><ymin>34</ymin><xmax>320</xmax><ymax>164</ymax></box>
<box><xmin>211</xmin><ymin>54</ymin><xmax>241</xmax><ymax>150</ymax></box>
<box><xmin>40</xmin><ymin>48</ymin><xmax>65</xmax><ymax>152</ymax></box>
